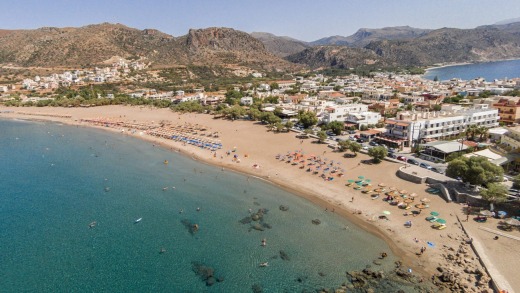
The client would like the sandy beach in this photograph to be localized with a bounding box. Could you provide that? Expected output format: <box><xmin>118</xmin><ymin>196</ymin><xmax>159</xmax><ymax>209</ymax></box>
<box><xmin>2</xmin><ymin>105</ymin><xmax>518</xmax><ymax>292</ymax></box>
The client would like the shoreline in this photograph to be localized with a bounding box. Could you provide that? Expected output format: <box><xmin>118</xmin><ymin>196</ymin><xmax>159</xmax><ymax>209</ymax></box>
<box><xmin>0</xmin><ymin>105</ymin><xmax>503</xmax><ymax>291</ymax></box>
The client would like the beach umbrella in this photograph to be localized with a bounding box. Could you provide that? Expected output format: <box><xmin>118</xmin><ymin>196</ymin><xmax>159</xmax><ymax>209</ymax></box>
<box><xmin>409</xmin><ymin>193</ymin><xmax>418</xmax><ymax>198</ymax></box>
<box><xmin>479</xmin><ymin>210</ymin><xmax>494</xmax><ymax>217</ymax></box>
<box><xmin>365</xmin><ymin>179</ymin><xmax>371</xmax><ymax>183</ymax></box>
<box><xmin>497</xmin><ymin>211</ymin><xmax>507</xmax><ymax>217</ymax></box>
<box><xmin>358</xmin><ymin>176</ymin><xmax>365</xmax><ymax>179</ymax></box>
<box><xmin>430</xmin><ymin>211</ymin><xmax>439</xmax><ymax>216</ymax></box>
<box><xmin>389</xmin><ymin>186</ymin><xmax>397</xmax><ymax>191</ymax></box>
<box><xmin>348</xmin><ymin>179</ymin><xmax>356</xmax><ymax>183</ymax></box>
<box><xmin>378</xmin><ymin>183</ymin><xmax>386</xmax><ymax>187</ymax></box>
<box><xmin>505</xmin><ymin>218</ymin><xmax>520</xmax><ymax>226</ymax></box>
<box><xmin>435</xmin><ymin>218</ymin><xmax>446</xmax><ymax>224</ymax></box>
<box><xmin>404</xmin><ymin>199</ymin><xmax>414</xmax><ymax>203</ymax></box>
<box><xmin>399</xmin><ymin>189</ymin><xmax>407</xmax><ymax>194</ymax></box>
<box><xmin>421</xmin><ymin>198</ymin><xmax>431</xmax><ymax>203</ymax></box>
<box><xmin>382</xmin><ymin>211</ymin><xmax>391</xmax><ymax>215</ymax></box>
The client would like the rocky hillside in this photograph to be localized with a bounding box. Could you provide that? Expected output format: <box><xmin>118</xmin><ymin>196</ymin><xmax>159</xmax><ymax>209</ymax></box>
<box><xmin>364</xmin><ymin>26</ymin><xmax>520</xmax><ymax>66</ymax></box>
<box><xmin>311</xmin><ymin>26</ymin><xmax>431</xmax><ymax>47</ymax></box>
<box><xmin>0</xmin><ymin>23</ymin><xmax>298</xmax><ymax>72</ymax></box>
<box><xmin>285</xmin><ymin>46</ymin><xmax>386</xmax><ymax>69</ymax></box>
<box><xmin>250</xmin><ymin>32</ymin><xmax>310</xmax><ymax>57</ymax></box>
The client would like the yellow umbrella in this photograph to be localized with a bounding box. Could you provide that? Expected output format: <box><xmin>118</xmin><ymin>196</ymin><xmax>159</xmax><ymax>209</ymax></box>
<box><xmin>378</xmin><ymin>183</ymin><xmax>386</xmax><ymax>187</ymax></box>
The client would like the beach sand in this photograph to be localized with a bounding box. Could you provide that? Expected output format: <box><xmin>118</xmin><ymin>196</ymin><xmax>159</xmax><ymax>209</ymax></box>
<box><xmin>2</xmin><ymin>105</ymin><xmax>518</xmax><ymax>292</ymax></box>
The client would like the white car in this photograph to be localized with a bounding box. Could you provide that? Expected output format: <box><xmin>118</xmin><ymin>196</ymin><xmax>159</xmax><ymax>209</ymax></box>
<box><xmin>362</xmin><ymin>146</ymin><xmax>369</xmax><ymax>150</ymax></box>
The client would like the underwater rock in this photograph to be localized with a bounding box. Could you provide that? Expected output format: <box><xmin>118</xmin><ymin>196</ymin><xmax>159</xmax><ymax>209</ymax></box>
<box><xmin>191</xmin><ymin>262</ymin><xmax>224</xmax><ymax>287</ymax></box>
<box><xmin>312</xmin><ymin>219</ymin><xmax>321</xmax><ymax>225</ymax></box>
<box><xmin>261</xmin><ymin>223</ymin><xmax>272</xmax><ymax>229</ymax></box>
<box><xmin>279</xmin><ymin>205</ymin><xmax>289</xmax><ymax>211</ymax></box>
<box><xmin>251</xmin><ymin>284</ymin><xmax>263</xmax><ymax>293</ymax></box>
<box><xmin>181</xmin><ymin>219</ymin><xmax>199</xmax><ymax>235</ymax></box>
<box><xmin>239</xmin><ymin>216</ymin><xmax>252</xmax><ymax>224</ymax></box>
<box><xmin>251</xmin><ymin>224</ymin><xmax>264</xmax><ymax>231</ymax></box>
<box><xmin>279</xmin><ymin>250</ymin><xmax>290</xmax><ymax>261</ymax></box>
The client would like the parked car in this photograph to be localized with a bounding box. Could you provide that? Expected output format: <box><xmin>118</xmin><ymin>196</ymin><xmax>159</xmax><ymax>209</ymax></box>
<box><xmin>388</xmin><ymin>148</ymin><xmax>396</xmax><ymax>153</ymax></box>
<box><xmin>397</xmin><ymin>156</ymin><xmax>407</xmax><ymax>162</ymax></box>
<box><xmin>369</xmin><ymin>141</ymin><xmax>379</xmax><ymax>146</ymax></box>
<box><xmin>419</xmin><ymin>162</ymin><xmax>432</xmax><ymax>170</ymax></box>
<box><xmin>362</xmin><ymin>145</ymin><xmax>369</xmax><ymax>150</ymax></box>
<box><xmin>348</xmin><ymin>130</ymin><xmax>356</xmax><ymax>134</ymax></box>
<box><xmin>431</xmin><ymin>167</ymin><xmax>444</xmax><ymax>174</ymax></box>
<box><xmin>407</xmin><ymin>159</ymin><xmax>420</xmax><ymax>165</ymax></box>
<box><xmin>388</xmin><ymin>153</ymin><xmax>397</xmax><ymax>159</ymax></box>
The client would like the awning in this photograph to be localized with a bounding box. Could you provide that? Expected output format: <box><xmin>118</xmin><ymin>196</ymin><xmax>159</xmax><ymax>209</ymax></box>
<box><xmin>396</xmin><ymin>122</ymin><xmax>409</xmax><ymax>127</ymax></box>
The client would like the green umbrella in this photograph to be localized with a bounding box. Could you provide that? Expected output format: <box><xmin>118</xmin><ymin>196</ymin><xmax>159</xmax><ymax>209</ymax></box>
<box><xmin>365</xmin><ymin>179</ymin><xmax>371</xmax><ymax>183</ymax></box>
<box><xmin>348</xmin><ymin>179</ymin><xmax>355</xmax><ymax>183</ymax></box>
<box><xmin>358</xmin><ymin>176</ymin><xmax>365</xmax><ymax>179</ymax></box>
<box><xmin>430</xmin><ymin>211</ymin><xmax>439</xmax><ymax>216</ymax></box>
<box><xmin>435</xmin><ymin>218</ymin><xmax>446</xmax><ymax>224</ymax></box>
<box><xmin>382</xmin><ymin>211</ymin><xmax>391</xmax><ymax>215</ymax></box>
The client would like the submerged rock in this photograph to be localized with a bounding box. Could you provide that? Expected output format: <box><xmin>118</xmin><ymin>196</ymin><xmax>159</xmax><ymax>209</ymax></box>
<box><xmin>192</xmin><ymin>261</ymin><xmax>223</xmax><ymax>287</ymax></box>
<box><xmin>239</xmin><ymin>216</ymin><xmax>252</xmax><ymax>224</ymax></box>
<box><xmin>312</xmin><ymin>219</ymin><xmax>321</xmax><ymax>225</ymax></box>
<box><xmin>279</xmin><ymin>205</ymin><xmax>289</xmax><ymax>211</ymax></box>
<box><xmin>181</xmin><ymin>219</ymin><xmax>199</xmax><ymax>235</ymax></box>
<box><xmin>251</xmin><ymin>284</ymin><xmax>263</xmax><ymax>293</ymax></box>
<box><xmin>279</xmin><ymin>250</ymin><xmax>290</xmax><ymax>261</ymax></box>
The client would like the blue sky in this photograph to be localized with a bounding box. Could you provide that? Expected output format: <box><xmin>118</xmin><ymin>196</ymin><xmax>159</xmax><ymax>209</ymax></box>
<box><xmin>2</xmin><ymin>0</ymin><xmax>520</xmax><ymax>41</ymax></box>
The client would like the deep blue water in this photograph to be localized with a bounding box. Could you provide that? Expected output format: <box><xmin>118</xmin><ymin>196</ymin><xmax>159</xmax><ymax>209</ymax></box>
<box><xmin>423</xmin><ymin>59</ymin><xmax>520</xmax><ymax>81</ymax></box>
<box><xmin>0</xmin><ymin>119</ymin><xmax>419</xmax><ymax>292</ymax></box>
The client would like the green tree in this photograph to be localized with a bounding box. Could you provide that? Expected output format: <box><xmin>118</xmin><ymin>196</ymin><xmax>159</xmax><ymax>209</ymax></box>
<box><xmin>270</xmin><ymin>82</ymin><xmax>279</xmax><ymax>90</ymax></box>
<box><xmin>328</xmin><ymin>121</ymin><xmax>344</xmax><ymax>135</ymax></box>
<box><xmin>273</xmin><ymin>107</ymin><xmax>283</xmax><ymax>117</ymax></box>
<box><xmin>445</xmin><ymin>156</ymin><xmax>503</xmax><ymax>186</ymax></box>
<box><xmin>317</xmin><ymin>130</ymin><xmax>327</xmax><ymax>143</ymax></box>
<box><xmin>338</xmin><ymin>140</ymin><xmax>350</xmax><ymax>152</ymax></box>
<box><xmin>284</xmin><ymin>120</ymin><xmax>294</xmax><ymax>130</ymax></box>
<box><xmin>224</xmin><ymin>90</ymin><xmax>243</xmax><ymax>105</ymax></box>
<box><xmin>274</xmin><ymin>122</ymin><xmax>284</xmax><ymax>133</ymax></box>
<box><xmin>480</xmin><ymin>183</ymin><xmax>508</xmax><ymax>207</ymax></box>
<box><xmin>432</xmin><ymin>104</ymin><xmax>442</xmax><ymax>111</ymax></box>
<box><xmin>513</xmin><ymin>174</ymin><xmax>520</xmax><ymax>189</ymax></box>
<box><xmin>247</xmin><ymin>108</ymin><xmax>262</xmax><ymax>121</ymax></box>
<box><xmin>368</xmin><ymin>146</ymin><xmax>388</xmax><ymax>163</ymax></box>
<box><xmin>298</xmin><ymin>111</ymin><xmax>318</xmax><ymax>129</ymax></box>
<box><xmin>222</xmin><ymin>105</ymin><xmax>246</xmax><ymax>120</ymax></box>
<box><xmin>348</xmin><ymin>142</ymin><xmax>361</xmax><ymax>156</ymax></box>
<box><xmin>465</xmin><ymin>125</ymin><xmax>478</xmax><ymax>141</ymax></box>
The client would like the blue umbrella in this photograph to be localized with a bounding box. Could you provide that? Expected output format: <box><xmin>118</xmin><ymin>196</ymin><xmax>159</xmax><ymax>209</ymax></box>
<box><xmin>358</xmin><ymin>176</ymin><xmax>365</xmax><ymax>179</ymax></box>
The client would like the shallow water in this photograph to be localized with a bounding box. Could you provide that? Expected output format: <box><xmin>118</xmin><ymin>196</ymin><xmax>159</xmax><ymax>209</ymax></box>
<box><xmin>0</xmin><ymin>119</ymin><xmax>419</xmax><ymax>292</ymax></box>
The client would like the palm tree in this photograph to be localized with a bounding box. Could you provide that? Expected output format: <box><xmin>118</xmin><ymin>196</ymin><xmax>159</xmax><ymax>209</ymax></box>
<box><xmin>465</xmin><ymin>125</ymin><xmax>478</xmax><ymax>141</ymax></box>
<box><xmin>477</xmin><ymin>126</ymin><xmax>489</xmax><ymax>141</ymax></box>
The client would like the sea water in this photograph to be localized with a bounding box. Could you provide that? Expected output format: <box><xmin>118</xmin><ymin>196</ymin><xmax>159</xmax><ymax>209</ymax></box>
<box><xmin>0</xmin><ymin>119</ymin><xmax>417</xmax><ymax>292</ymax></box>
<box><xmin>423</xmin><ymin>59</ymin><xmax>520</xmax><ymax>81</ymax></box>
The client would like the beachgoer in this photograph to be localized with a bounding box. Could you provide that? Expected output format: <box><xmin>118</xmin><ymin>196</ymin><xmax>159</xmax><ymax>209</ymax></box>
<box><xmin>351</xmin><ymin>196</ymin><xmax>354</xmax><ymax>202</ymax></box>
<box><xmin>494</xmin><ymin>236</ymin><xmax>499</xmax><ymax>240</ymax></box>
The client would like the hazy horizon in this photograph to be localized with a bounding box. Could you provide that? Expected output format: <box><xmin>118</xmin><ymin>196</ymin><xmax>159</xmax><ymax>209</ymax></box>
<box><xmin>1</xmin><ymin>0</ymin><xmax>519</xmax><ymax>42</ymax></box>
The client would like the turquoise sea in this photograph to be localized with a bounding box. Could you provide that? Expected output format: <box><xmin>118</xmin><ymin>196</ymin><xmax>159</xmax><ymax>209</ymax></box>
<box><xmin>423</xmin><ymin>59</ymin><xmax>520</xmax><ymax>81</ymax></box>
<box><xmin>0</xmin><ymin>119</ymin><xmax>420</xmax><ymax>292</ymax></box>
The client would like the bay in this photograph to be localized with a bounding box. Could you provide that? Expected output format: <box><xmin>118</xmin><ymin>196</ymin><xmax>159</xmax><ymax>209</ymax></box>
<box><xmin>0</xmin><ymin>119</ymin><xmax>417</xmax><ymax>292</ymax></box>
<box><xmin>423</xmin><ymin>59</ymin><xmax>520</xmax><ymax>81</ymax></box>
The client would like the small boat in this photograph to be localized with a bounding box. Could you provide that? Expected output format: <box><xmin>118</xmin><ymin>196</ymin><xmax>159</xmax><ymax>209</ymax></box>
<box><xmin>89</xmin><ymin>221</ymin><xmax>97</xmax><ymax>228</ymax></box>
<box><xmin>259</xmin><ymin>262</ymin><xmax>268</xmax><ymax>267</ymax></box>
<box><xmin>134</xmin><ymin>218</ymin><xmax>142</xmax><ymax>223</ymax></box>
<box><xmin>261</xmin><ymin>238</ymin><xmax>267</xmax><ymax>247</ymax></box>
<box><xmin>164</xmin><ymin>160</ymin><xmax>169</xmax><ymax>164</ymax></box>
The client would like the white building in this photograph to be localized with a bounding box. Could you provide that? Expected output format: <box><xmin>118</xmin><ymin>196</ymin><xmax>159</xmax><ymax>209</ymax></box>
<box><xmin>240</xmin><ymin>96</ymin><xmax>253</xmax><ymax>106</ymax></box>
<box><xmin>321</xmin><ymin>104</ymin><xmax>368</xmax><ymax>124</ymax></box>
<box><xmin>383</xmin><ymin>105</ymin><xmax>499</xmax><ymax>147</ymax></box>
<box><xmin>346</xmin><ymin>112</ymin><xmax>382</xmax><ymax>127</ymax></box>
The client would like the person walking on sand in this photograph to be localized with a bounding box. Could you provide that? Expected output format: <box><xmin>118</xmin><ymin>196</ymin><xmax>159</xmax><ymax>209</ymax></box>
<box><xmin>351</xmin><ymin>196</ymin><xmax>354</xmax><ymax>202</ymax></box>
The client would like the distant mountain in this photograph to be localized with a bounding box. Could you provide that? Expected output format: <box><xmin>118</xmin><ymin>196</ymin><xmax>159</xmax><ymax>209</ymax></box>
<box><xmin>310</xmin><ymin>26</ymin><xmax>431</xmax><ymax>47</ymax></box>
<box><xmin>480</xmin><ymin>21</ymin><xmax>520</xmax><ymax>36</ymax></box>
<box><xmin>288</xmin><ymin>25</ymin><xmax>520</xmax><ymax>69</ymax></box>
<box><xmin>364</xmin><ymin>26</ymin><xmax>520</xmax><ymax>66</ymax></box>
<box><xmin>0</xmin><ymin>23</ymin><xmax>299</xmax><ymax>72</ymax></box>
<box><xmin>494</xmin><ymin>18</ymin><xmax>520</xmax><ymax>25</ymax></box>
<box><xmin>250</xmin><ymin>32</ymin><xmax>310</xmax><ymax>57</ymax></box>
